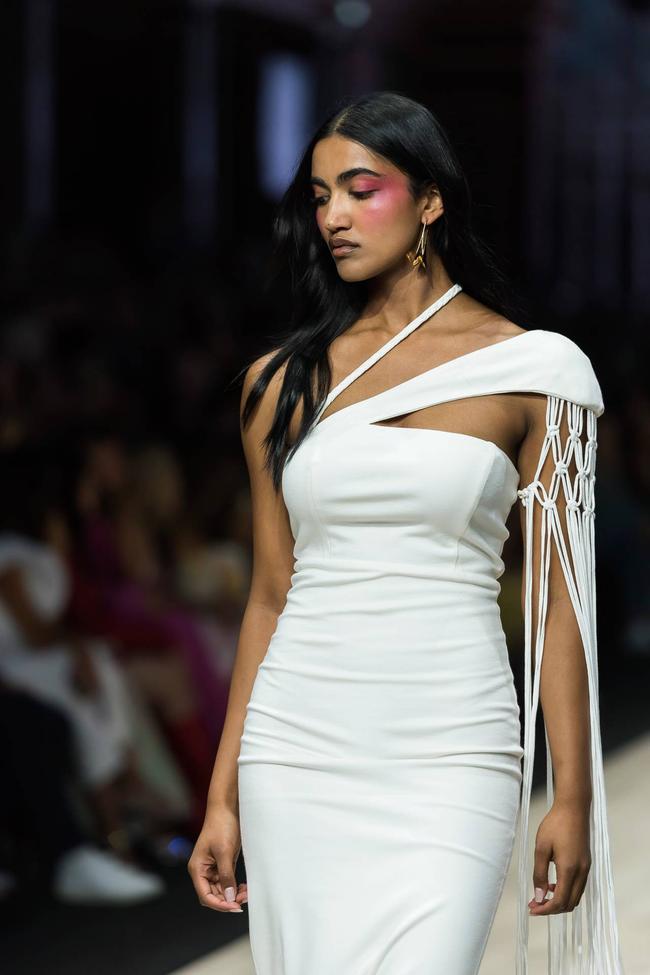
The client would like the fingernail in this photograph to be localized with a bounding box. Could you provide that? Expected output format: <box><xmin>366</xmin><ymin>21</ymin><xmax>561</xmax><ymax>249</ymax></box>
<box><xmin>230</xmin><ymin>906</ymin><xmax>243</xmax><ymax>912</ymax></box>
<box><xmin>225</xmin><ymin>887</ymin><xmax>236</xmax><ymax>902</ymax></box>
<box><xmin>534</xmin><ymin>887</ymin><xmax>544</xmax><ymax>903</ymax></box>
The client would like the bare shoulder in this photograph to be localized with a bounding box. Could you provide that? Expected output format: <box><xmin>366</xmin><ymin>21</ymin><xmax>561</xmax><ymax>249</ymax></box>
<box><xmin>240</xmin><ymin>347</ymin><xmax>288</xmax><ymax>425</ymax></box>
<box><xmin>493</xmin><ymin>319</ymin><xmax>528</xmax><ymax>340</ymax></box>
<box><xmin>450</xmin><ymin>293</ymin><xmax>527</xmax><ymax>344</ymax></box>
<box><xmin>474</xmin><ymin>311</ymin><xmax>528</xmax><ymax>344</ymax></box>
<box><xmin>241</xmin><ymin>347</ymin><xmax>286</xmax><ymax>398</ymax></box>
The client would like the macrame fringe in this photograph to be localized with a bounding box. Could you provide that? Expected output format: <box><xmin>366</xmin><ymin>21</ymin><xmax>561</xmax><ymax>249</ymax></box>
<box><xmin>515</xmin><ymin>395</ymin><xmax>624</xmax><ymax>974</ymax></box>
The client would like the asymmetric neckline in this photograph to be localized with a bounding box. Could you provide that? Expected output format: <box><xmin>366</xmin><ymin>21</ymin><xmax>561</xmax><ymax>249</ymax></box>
<box><xmin>313</xmin><ymin>283</ymin><xmax>537</xmax><ymax>432</ymax></box>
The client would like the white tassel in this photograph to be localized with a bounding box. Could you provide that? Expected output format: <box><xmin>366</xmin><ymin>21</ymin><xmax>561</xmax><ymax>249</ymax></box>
<box><xmin>515</xmin><ymin>395</ymin><xmax>624</xmax><ymax>974</ymax></box>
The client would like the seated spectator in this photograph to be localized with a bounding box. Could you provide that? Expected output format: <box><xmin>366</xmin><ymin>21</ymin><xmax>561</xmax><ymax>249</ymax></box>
<box><xmin>64</xmin><ymin>428</ymin><xmax>230</xmax><ymax>746</ymax></box>
<box><xmin>0</xmin><ymin>442</ymin><xmax>213</xmax><ymax>839</ymax></box>
<box><xmin>0</xmin><ymin>682</ymin><xmax>164</xmax><ymax>904</ymax></box>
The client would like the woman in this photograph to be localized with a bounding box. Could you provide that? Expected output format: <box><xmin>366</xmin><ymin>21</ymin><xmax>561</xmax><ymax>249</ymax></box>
<box><xmin>188</xmin><ymin>92</ymin><xmax>624</xmax><ymax>973</ymax></box>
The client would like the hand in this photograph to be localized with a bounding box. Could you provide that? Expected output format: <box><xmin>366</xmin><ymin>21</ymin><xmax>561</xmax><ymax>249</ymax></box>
<box><xmin>528</xmin><ymin>799</ymin><xmax>591</xmax><ymax>916</ymax></box>
<box><xmin>187</xmin><ymin>806</ymin><xmax>248</xmax><ymax>913</ymax></box>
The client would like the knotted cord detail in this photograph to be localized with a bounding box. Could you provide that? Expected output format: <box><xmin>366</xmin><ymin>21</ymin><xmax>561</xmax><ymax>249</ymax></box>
<box><xmin>515</xmin><ymin>395</ymin><xmax>624</xmax><ymax>974</ymax></box>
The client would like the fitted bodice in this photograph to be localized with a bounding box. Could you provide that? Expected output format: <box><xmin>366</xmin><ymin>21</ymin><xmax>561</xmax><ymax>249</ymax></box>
<box><xmin>282</xmin><ymin>418</ymin><xmax>518</xmax><ymax>595</ymax></box>
<box><xmin>281</xmin><ymin>283</ymin><xmax>602</xmax><ymax>595</ymax></box>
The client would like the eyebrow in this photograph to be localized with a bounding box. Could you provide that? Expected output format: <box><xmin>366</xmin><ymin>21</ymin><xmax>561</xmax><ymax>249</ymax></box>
<box><xmin>310</xmin><ymin>167</ymin><xmax>384</xmax><ymax>189</ymax></box>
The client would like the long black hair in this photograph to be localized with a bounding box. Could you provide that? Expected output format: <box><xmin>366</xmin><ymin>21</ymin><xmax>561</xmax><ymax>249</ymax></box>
<box><xmin>240</xmin><ymin>90</ymin><xmax>528</xmax><ymax>491</ymax></box>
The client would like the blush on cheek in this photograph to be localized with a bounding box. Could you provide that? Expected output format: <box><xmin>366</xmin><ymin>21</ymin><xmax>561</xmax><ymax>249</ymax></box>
<box><xmin>357</xmin><ymin>175</ymin><xmax>412</xmax><ymax>227</ymax></box>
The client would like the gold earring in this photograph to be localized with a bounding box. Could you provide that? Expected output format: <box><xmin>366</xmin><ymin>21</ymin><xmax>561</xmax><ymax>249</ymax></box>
<box><xmin>407</xmin><ymin>222</ymin><xmax>429</xmax><ymax>271</ymax></box>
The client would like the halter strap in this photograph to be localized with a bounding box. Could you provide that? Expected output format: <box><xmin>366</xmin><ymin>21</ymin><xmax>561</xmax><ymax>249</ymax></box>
<box><xmin>315</xmin><ymin>282</ymin><xmax>463</xmax><ymax>423</ymax></box>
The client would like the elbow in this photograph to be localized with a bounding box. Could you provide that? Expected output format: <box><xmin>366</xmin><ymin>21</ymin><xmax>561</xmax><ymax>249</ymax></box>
<box><xmin>247</xmin><ymin>585</ymin><xmax>290</xmax><ymax>620</ymax></box>
<box><xmin>247</xmin><ymin>561</ymin><xmax>294</xmax><ymax>619</ymax></box>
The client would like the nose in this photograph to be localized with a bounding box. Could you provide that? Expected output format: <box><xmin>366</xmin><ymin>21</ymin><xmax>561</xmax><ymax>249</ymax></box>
<box><xmin>323</xmin><ymin>193</ymin><xmax>352</xmax><ymax>233</ymax></box>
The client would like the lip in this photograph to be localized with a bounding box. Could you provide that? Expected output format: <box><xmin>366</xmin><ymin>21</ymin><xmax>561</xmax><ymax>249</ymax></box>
<box><xmin>330</xmin><ymin>239</ymin><xmax>360</xmax><ymax>257</ymax></box>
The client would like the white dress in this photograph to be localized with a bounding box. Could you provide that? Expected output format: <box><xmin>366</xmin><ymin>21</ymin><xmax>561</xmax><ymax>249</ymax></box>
<box><xmin>237</xmin><ymin>283</ymin><xmax>624</xmax><ymax>974</ymax></box>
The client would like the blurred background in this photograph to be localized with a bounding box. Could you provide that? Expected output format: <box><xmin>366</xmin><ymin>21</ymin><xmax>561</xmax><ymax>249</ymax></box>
<box><xmin>0</xmin><ymin>0</ymin><xmax>648</xmax><ymax>973</ymax></box>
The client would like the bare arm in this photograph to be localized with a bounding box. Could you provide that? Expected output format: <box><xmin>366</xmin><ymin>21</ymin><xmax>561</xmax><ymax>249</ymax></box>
<box><xmin>518</xmin><ymin>394</ymin><xmax>592</xmax><ymax>808</ymax></box>
<box><xmin>517</xmin><ymin>393</ymin><xmax>592</xmax><ymax>917</ymax></box>
<box><xmin>204</xmin><ymin>351</ymin><xmax>296</xmax><ymax>818</ymax></box>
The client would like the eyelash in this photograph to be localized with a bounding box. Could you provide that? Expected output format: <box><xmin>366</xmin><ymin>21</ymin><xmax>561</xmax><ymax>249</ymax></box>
<box><xmin>312</xmin><ymin>190</ymin><xmax>376</xmax><ymax>207</ymax></box>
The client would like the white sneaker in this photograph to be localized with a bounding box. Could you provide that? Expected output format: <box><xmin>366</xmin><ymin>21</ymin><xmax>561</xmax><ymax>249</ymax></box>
<box><xmin>52</xmin><ymin>844</ymin><xmax>165</xmax><ymax>905</ymax></box>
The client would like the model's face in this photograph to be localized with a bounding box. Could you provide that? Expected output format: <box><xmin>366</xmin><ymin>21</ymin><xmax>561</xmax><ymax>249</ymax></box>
<box><xmin>310</xmin><ymin>135</ymin><xmax>441</xmax><ymax>282</ymax></box>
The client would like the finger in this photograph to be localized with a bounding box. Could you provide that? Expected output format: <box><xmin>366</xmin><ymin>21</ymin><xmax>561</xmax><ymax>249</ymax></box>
<box><xmin>212</xmin><ymin>877</ymin><xmax>245</xmax><ymax>898</ymax></box>
<box><xmin>215</xmin><ymin>852</ymin><xmax>243</xmax><ymax>911</ymax></box>
<box><xmin>194</xmin><ymin>875</ymin><xmax>242</xmax><ymax>914</ymax></box>
<box><xmin>192</xmin><ymin>871</ymin><xmax>240</xmax><ymax>912</ymax></box>
<box><xmin>531</xmin><ymin>862</ymin><xmax>577</xmax><ymax>915</ymax></box>
<box><xmin>189</xmin><ymin>856</ymin><xmax>243</xmax><ymax>913</ymax></box>
<box><xmin>529</xmin><ymin>841</ymin><xmax>552</xmax><ymax>907</ymax></box>
<box><xmin>529</xmin><ymin>881</ymin><xmax>555</xmax><ymax>913</ymax></box>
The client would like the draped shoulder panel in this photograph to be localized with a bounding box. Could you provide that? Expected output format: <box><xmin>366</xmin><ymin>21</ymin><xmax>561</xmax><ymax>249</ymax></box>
<box><xmin>522</xmin><ymin>330</ymin><xmax>605</xmax><ymax>417</ymax></box>
<box><xmin>514</xmin><ymin>333</ymin><xmax>623</xmax><ymax>973</ymax></box>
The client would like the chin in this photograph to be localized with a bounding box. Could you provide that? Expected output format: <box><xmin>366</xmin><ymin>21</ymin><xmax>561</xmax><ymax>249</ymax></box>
<box><xmin>336</xmin><ymin>266</ymin><xmax>367</xmax><ymax>283</ymax></box>
<box><xmin>335</xmin><ymin>257</ymin><xmax>387</xmax><ymax>283</ymax></box>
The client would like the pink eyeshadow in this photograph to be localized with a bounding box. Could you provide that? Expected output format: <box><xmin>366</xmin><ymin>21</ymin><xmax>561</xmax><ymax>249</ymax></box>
<box><xmin>358</xmin><ymin>175</ymin><xmax>409</xmax><ymax>201</ymax></box>
<box><xmin>352</xmin><ymin>179</ymin><xmax>383</xmax><ymax>192</ymax></box>
<box><xmin>355</xmin><ymin>175</ymin><xmax>410</xmax><ymax>223</ymax></box>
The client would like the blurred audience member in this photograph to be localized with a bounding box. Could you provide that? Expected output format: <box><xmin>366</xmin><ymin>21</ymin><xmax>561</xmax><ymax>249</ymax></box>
<box><xmin>0</xmin><ymin>683</ymin><xmax>164</xmax><ymax>904</ymax></box>
<box><xmin>174</xmin><ymin>475</ymin><xmax>252</xmax><ymax>688</ymax></box>
<box><xmin>0</xmin><ymin>443</ymin><xmax>212</xmax><ymax>839</ymax></box>
<box><xmin>65</xmin><ymin>429</ymin><xmax>230</xmax><ymax>747</ymax></box>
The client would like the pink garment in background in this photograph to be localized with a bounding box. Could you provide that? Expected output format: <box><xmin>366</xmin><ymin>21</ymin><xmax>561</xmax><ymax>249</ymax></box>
<box><xmin>68</xmin><ymin>512</ymin><xmax>229</xmax><ymax>743</ymax></box>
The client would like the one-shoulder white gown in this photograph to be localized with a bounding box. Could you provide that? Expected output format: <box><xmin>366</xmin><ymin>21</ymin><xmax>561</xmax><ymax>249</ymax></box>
<box><xmin>237</xmin><ymin>283</ymin><xmax>624</xmax><ymax>974</ymax></box>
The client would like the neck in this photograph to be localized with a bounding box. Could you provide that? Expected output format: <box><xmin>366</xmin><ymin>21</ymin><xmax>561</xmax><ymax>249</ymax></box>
<box><xmin>362</xmin><ymin>255</ymin><xmax>456</xmax><ymax>332</ymax></box>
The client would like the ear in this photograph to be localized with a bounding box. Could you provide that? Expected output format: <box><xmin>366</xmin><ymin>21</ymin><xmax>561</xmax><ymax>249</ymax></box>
<box><xmin>421</xmin><ymin>183</ymin><xmax>444</xmax><ymax>223</ymax></box>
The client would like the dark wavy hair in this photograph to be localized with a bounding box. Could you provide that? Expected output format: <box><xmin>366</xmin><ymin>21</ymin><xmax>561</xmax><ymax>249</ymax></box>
<box><xmin>239</xmin><ymin>90</ymin><xmax>528</xmax><ymax>491</ymax></box>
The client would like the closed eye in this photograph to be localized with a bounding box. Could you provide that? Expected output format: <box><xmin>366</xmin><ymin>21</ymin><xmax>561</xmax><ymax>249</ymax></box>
<box><xmin>311</xmin><ymin>190</ymin><xmax>377</xmax><ymax>207</ymax></box>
